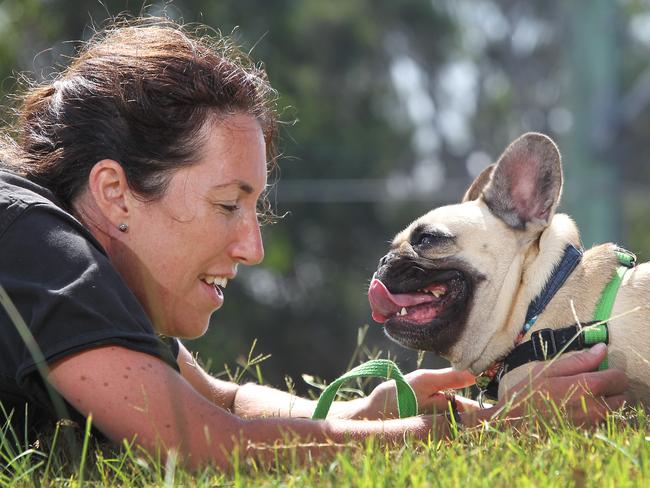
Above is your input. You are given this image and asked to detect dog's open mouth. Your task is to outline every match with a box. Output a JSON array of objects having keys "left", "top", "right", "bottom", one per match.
[
  {"left": 369, "top": 270, "right": 466, "bottom": 324},
  {"left": 368, "top": 269, "right": 472, "bottom": 353}
]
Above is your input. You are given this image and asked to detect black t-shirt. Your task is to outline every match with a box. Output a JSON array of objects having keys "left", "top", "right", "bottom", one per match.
[{"left": 0, "top": 168, "right": 179, "bottom": 435}]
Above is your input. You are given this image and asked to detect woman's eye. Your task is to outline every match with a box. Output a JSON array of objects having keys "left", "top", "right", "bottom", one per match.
[{"left": 215, "top": 203, "right": 239, "bottom": 213}]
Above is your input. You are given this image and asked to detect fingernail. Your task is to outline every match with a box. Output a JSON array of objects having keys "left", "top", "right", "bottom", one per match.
[{"left": 589, "top": 343, "right": 607, "bottom": 355}]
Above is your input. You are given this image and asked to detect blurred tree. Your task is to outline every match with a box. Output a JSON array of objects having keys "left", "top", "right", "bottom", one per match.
[{"left": 562, "top": 0, "right": 620, "bottom": 248}]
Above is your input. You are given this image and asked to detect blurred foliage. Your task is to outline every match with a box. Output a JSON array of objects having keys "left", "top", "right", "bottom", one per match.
[{"left": 2, "top": 0, "right": 650, "bottom": 390}]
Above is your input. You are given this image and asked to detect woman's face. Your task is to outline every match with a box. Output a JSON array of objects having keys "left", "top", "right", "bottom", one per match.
[{"left": 118, "top": 114, "right": 267, "bottom": 338}]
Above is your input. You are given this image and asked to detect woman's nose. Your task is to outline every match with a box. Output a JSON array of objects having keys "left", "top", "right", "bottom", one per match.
[{"left": 231, "top": 213, "right": 264, "bottom": 265}]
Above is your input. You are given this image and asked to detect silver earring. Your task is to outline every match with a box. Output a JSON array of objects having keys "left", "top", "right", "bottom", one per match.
[{"left": 118, "top": 223, "right": 129, "bottom": 233}]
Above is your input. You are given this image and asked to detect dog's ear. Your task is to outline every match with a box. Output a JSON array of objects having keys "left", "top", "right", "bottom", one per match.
[
  {"left": 482, "top": 132, "right": 562, "bottom": 230},
  {"left": 462, "top": 164, "right": 494, "bottom": 202}
]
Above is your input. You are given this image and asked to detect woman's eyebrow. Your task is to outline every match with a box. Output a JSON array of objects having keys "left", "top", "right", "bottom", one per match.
[{"left": 210, "top": 180, "right": 254, "bottom": 194}]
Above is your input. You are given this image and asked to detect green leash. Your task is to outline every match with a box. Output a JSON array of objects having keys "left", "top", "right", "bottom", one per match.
[
  {"left": 312, "top": 359, "right": 418, "bottom": 419},
  {"left": 588, "top": 248, "right": 636, "bottom": 370}
]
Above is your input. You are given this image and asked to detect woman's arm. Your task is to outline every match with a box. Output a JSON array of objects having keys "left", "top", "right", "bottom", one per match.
[
  {"left": 231, "top": 369, "right": 481, "bottom": 419},
  {"left": 174, "top": 342, "right": 330, "bottom": 417},
  {"left": 175, "top": 342, "right": 479, "bottom": 420},
  {"left": 175, "top": 342, "right": 239, "bottom": 412},
  {"left": 47, "top": 345, "right": 444, "bottom": 470},
  {"left": 47, "top": 343, "right": 627, "bottom": 470},
  {"left": 175, "top": 341, "right": 628, "bottom": 424}
]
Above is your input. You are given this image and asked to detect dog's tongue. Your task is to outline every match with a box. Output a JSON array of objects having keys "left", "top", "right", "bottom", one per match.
[{"left": 368, "top": 278, "right": 437, "bottom": 323}]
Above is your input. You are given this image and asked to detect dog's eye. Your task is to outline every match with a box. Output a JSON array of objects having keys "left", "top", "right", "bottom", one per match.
[
  {"left": 410, "top": 228, "right": 455, "bottom": 248},
  {"left": 413, "top": 233, "right": 438, "bottom": 247}
]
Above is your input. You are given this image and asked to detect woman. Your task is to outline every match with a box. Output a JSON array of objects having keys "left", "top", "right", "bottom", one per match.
[{"left": 0, "top": 19, "right": 628, "bottom": 470}]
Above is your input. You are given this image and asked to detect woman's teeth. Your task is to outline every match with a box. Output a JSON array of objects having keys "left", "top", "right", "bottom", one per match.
[{"left": 202, "top": 275, "right": 229, "bottom": 288}]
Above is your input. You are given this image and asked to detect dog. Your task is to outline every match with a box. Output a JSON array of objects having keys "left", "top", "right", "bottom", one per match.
[{"left": 368, "top": 132, "right": 650, "bottom": 403}]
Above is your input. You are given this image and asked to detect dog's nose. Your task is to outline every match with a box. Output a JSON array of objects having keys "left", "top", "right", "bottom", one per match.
[{"left": 378, "top": 253, "right": 393, "bottom": 267}]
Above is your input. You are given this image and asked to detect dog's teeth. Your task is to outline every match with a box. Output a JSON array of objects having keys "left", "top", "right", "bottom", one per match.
[
  {"left": 431, "top": 289, "right": 444, "bottom": 297},
  {"left": 400, "top": 307, "right": 407, "bottom": 316}
]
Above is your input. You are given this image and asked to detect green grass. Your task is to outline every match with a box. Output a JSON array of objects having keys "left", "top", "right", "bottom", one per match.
[
  {"left": 1, "top": 322, "right": 647, "bottom": 487},
  {"left": 2, "top": 405, "right": 650, "bottom": 487}
]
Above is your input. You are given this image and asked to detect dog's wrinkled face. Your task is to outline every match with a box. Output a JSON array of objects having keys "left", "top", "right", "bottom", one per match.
[
  {"left": 369, "top": 202, "right": 513, "bottom": 360},
  {"left": 369, "top": 132, "right": 564, "bottom": 368},
  {"left": 369, "top": 223, "right": 480, "bottom": 355}
]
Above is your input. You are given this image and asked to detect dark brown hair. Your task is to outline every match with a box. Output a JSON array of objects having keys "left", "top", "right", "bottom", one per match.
[{"left": 5, "top": 18, "right": 278, "bottom": 211}]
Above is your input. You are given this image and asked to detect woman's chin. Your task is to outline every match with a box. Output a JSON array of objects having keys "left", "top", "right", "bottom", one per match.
[{"left": 157, "top": 314, "right": 212, "bottom": 339}]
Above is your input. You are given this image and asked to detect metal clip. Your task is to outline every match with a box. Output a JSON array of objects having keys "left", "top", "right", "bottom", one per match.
[{"left": 531, "top": 328, "right": 558, "bottom": 359}]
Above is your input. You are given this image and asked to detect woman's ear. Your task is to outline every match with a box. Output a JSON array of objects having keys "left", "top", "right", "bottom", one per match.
[{"left": 87, "top": 159, "right": 131, "bottom": 227}]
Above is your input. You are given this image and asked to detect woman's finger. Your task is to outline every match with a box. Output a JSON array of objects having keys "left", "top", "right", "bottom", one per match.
[
  {"left": 600, "top": 393, "right": 630, "bottom": 412},
  {"left": 573, "top": 369, "right": 629, "bottom": 397},
  {"left": 455, "top": 396, "right": 481, "bottom": 412},
  {"left": 535, "top": 343, "right": 607, "bottom": 378},
  {"left": 407, "top": 368, "right": 476, "bottom": 390},
  {"left": 536, "top": 368, "right": 629, "bottom": 400},
  {"left": 564, "top": 393, "right": 629, "bottom": 426}
]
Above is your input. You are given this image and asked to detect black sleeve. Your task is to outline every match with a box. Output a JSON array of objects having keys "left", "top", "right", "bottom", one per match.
[{"left": 0, "top": 203, "right": 179, "bottom": 386}]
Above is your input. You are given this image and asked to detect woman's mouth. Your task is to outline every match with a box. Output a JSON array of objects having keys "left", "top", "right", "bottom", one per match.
[
  {"left": 201, "top": 274, "right": 229, "bottom": 288},
  {"left": 199, "top": 274, "right": 229, "bottom": 307}
]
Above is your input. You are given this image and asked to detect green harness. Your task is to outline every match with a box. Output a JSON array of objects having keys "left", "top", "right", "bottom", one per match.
[{"left": 590, "top": 248, "right": 636, "bottom": 369}]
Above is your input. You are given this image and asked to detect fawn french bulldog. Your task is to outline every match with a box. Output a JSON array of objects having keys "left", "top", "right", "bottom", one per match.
[{"left": 368, "top": 132, "right": 650, "bottom": 402}]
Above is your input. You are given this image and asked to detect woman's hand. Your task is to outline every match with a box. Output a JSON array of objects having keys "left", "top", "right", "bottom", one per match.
[
  {"left": 346, "top": 367, "right": 479, "bottom": 420},
  {"left": 487, "top": 343, "right": 629, "bottom": 427}
]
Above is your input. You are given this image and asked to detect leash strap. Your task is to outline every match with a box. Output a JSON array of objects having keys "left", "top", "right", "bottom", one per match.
[{"left": 312, "top": 359, "right": 418, "bottom": 419}]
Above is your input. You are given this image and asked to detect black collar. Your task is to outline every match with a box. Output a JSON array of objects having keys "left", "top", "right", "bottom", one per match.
[
  {"left": 481, "top": 321, "right": 602, "bottom": 400},
  {"left": 504, "top": 322, "right": 601, "bottom": 374},
  {"left": 519, "top": 244, "right": 583, "bottom": 336},
  {"left": 478, "top": 244, "right": 583, "bottom": 400}
]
